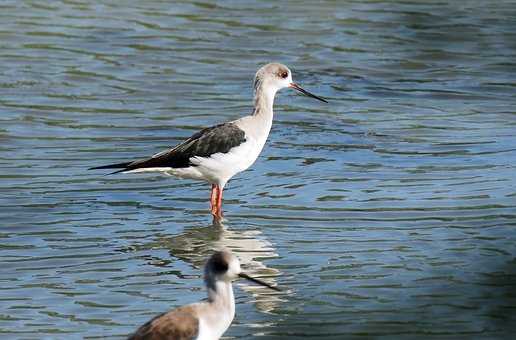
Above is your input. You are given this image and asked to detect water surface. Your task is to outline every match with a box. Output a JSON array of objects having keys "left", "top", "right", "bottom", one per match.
[{"left": 1, "top": 0, "right": 516, "bottom": 339}]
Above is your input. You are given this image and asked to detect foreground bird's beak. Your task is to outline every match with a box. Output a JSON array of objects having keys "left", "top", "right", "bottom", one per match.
[
  {"left": 289, "top": 83, "right": 328, "bottom": 103},
  {"left": 238, "top": 273, "right": 281, "bottom": 291}
]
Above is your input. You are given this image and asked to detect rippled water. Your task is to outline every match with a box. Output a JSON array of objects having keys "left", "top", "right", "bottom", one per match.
[{"left": 1, "top": 0, "right": 516, "bottom": 338}]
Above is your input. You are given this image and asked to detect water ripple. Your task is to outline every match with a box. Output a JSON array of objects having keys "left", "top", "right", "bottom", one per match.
[{"left": 1, "top": 0, "right": 516, "bottom": 338}]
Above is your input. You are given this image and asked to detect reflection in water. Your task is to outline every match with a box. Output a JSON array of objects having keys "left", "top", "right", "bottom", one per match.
[{"left": 144, "top": 220, "right": 283, "bottom": 313}]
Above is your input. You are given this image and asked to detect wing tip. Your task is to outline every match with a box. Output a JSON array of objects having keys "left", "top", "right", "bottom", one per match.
[{"left": 88, "top": 162, "right": 132, "bottom": 171}]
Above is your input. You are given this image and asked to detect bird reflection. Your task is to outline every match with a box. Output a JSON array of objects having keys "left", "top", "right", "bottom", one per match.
[{"left": 143, "top": 220, "right": 283, "bottom": 312}]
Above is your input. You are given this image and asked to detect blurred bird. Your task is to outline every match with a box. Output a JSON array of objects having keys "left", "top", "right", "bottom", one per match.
[{"left": 128, "top": 249, "right": 280, "bottom": 340}]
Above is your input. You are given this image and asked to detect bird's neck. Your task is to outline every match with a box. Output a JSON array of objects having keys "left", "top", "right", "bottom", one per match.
[
  {"left": 204, "top": 280, "right": 235, "bottom": 337},
  {"left": 206, "top": 280, "right": 235, "bottom": 316},
  {"left": 249, "top": 85, "right": 277, "bottom": 143},
  {"left": 253, "top": 85, "right": 277, "bottom": 120}
]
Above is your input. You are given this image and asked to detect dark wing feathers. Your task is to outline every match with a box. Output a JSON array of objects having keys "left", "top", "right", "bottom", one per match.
[
  {"left": 90, "top": 123, "right": 246, "bottom": 173},
  {"left": 88, "top": 161, "right": 133, "bottom": 170},
  {"left": 128, "top": 307, "right": 199, "bottom": 340}
]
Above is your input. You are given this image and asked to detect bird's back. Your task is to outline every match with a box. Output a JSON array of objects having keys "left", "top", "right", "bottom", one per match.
[{"left": 128, "top": 305, "right": 200, "bottom": 340}]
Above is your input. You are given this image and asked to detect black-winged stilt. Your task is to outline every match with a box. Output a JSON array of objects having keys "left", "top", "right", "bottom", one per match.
[
  {"left": 90, "top": 63, "right": 327, "bottom": 219},
  {"left": 128, "top": 250, "right": 280, "bottom": 340}
]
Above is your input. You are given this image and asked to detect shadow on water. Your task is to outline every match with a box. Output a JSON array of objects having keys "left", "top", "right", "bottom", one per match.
[
  {"left": 479, "top": 258, "right": 516, "bottom": 337},
  {"left": 126, "top": 217, "right": 284, "bottom": 313}
]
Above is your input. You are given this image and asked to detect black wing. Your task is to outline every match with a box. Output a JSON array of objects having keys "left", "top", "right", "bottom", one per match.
[{"left": 90, "top": 123, "right": 246, "bottom": 174}]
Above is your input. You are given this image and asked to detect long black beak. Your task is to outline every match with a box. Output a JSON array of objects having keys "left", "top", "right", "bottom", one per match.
[
  {"left": 289, "top": 83, "right": 328, "bottom": 103},
  {"left": 238, "top": 272, "right": 281, "bottom": 291}
]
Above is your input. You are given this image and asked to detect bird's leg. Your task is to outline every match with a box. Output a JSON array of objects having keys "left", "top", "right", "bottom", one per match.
[
  {"left": 216, "top": 186, "right": 224, "bottom": 218},
  {"left": 210, "top": 184, "right": 218, "bottom": 216}
]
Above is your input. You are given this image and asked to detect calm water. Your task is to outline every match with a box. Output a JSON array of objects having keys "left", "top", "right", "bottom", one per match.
[{"left": 1, "top": 0, "right": 516, "bottom": 339}]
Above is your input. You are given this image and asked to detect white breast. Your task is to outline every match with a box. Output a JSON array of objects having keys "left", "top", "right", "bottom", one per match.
[
  {"left": 191, "top": 135, "right": 262, "bottom": 187},
  {"left": 196, "top": 313, "right": 233, "bottom": 340}
]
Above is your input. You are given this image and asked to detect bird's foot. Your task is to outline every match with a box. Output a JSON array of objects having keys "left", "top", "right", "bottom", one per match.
[
  {"left": 212, "top": 214, "right": 224, "bottom": 226},
  {"left": 211, "top": 206, "right": 224, "bottom": 224}
]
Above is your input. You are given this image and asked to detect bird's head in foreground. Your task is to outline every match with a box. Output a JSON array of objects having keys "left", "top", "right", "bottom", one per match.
[
  {"left": 205, "top": 250, "right": 280, "bottom": 291},
  {"left": 254, "top": 62, "right": 328, "bottom": 103}
]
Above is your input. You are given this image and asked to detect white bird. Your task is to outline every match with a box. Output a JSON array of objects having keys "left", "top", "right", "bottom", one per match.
[
  {"left": 90, "top": 63, "right": 327, "bottom": 219},
  {"left": 128, "top": 250, "right": 280, "bottom": 340}
]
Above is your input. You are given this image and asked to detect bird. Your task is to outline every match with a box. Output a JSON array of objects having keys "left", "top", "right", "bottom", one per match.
[
  {"left": 89, "top": 63, "right": 327, "bottom": 219},
  {"left": 128, "top": 249, "right": 280, "bottom": 340}
]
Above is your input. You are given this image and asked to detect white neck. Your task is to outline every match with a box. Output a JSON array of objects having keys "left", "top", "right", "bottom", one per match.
[
  {"left": 200, "top": 280, "right": 235, "bottom": 339},
  {"left": 253, "top": 84, "right": 277, "bottom": 118},
  {"left": 207, "top": 280, "right": 234, "bottom": 307},
  {"left": 249, "top": 84, "right": 278, "bottom": 141}
]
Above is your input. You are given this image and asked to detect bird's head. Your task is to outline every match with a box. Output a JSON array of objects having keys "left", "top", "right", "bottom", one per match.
[
  {"left": 205, "top": 250, "right": 280, "bottom": 291},
  {"left": 254, "top": 63, "right": 327, "bottom": 103}
]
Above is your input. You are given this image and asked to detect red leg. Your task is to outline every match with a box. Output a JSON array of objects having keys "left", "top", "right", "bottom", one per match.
[
  {"left": 210, "top": 184, "right": 217, "bottom": 216},
  {"left": 216, "top": 186, "right": 224, "bottom": 218}
]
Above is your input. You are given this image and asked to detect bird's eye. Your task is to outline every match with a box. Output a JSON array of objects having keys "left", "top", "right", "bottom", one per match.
[{"left": 280, "top": 71, "right": 288, "bottom": 79}]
